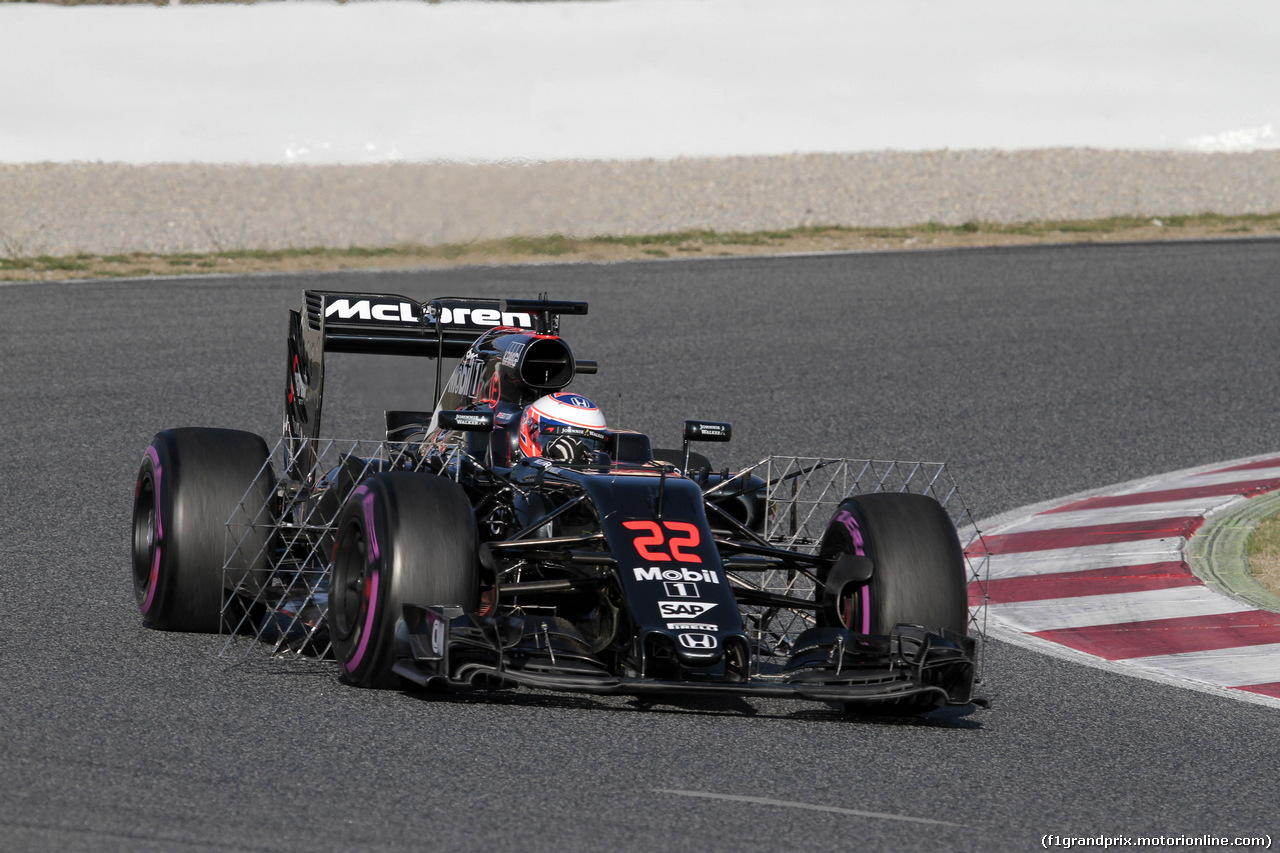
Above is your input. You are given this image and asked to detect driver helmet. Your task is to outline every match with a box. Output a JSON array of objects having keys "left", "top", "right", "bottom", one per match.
[{"left": 518, "top": 392, "right": 608, "bottom": 463}]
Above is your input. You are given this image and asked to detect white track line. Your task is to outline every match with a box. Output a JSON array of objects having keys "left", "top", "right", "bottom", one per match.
[{"left": 652, "top": 789, "right": 965, "bottom": 828}]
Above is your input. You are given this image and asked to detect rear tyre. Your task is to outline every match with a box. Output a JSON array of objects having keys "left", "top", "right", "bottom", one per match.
[
  {"left": 132, "top": 428, "right": 274, "bottom": 633},
  {"left": 330, "top": 473, "right": 479, "bottom": 689},
  {"left": 819, "top": 491, "right": 967, "bottom": 714}
]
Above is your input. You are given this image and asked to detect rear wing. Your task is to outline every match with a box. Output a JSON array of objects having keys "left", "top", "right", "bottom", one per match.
[
  {"left": 285, "top": 290, "right": 588, "bottom": 480},
  {"left": 301, "top": 291, "right": 586, "bottom": 357}
]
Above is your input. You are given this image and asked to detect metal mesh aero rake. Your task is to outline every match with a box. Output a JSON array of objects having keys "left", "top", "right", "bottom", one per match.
[
  {"left": 218, "top": 446, "right": 990, "bottom": 680},
  {"left": 724, "top": 456, "right": 989, "bottom": 678},
  {"left": 219, "top": 438, "right": 418, "bottom": 660}
]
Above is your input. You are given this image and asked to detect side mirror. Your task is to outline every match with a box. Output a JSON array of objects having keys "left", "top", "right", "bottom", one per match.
[
  {"left": 437, "top": 410, "right": 495, "bottom": 432},
  {"left": 682, "top": 420, "right": 731, "bottom": 472},
  {"left": 684, "top": 420, "right": 731, "bottom": 442}
]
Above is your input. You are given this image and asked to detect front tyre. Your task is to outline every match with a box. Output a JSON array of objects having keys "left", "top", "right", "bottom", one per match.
[
  {"left": 330, "top": 473, "right": 479, "bottom": 689},
  {"left": 132, "top": 428, "right": 274, "bottom": 633},
  {"left": 820, "top": 491, "right": 967, "bottom": 636},
  {"left": 820, "top": 491, "right": 968, "bottom": 714}
]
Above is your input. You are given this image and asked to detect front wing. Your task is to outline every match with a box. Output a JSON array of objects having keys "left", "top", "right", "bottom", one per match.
[{"left": 394, "top": 605, "right": 977, "bottom": 708}]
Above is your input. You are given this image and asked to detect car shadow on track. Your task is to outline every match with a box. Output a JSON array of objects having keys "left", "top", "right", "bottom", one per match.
[
  {"left": 400, "top": 684, "right": 985, "bottom": 729},
  {"left": 217, "top": 655, "right": 985, "bottom": 729}
]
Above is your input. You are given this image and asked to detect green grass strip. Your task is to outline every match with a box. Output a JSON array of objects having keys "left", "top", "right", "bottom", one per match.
[{"left": 4, "top": 211, "right": 1280, "bottom": 280}]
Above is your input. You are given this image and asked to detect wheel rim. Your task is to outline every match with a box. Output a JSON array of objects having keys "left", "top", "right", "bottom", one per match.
[
  {"left": 837, "top": 581, "right": 872, "bottom": 635},
  {"left": 823, "top": 505, "right": 872, "bottom": 635},
  {"left": 332, "top": 520, "right": 369, "bottom": 643},
  {"left": 132, "top": 470, "right": 160, "bottom": 609}
]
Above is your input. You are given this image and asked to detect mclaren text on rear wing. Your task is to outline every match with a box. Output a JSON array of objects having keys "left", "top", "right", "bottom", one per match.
[{"left": 303, "top": 291, "right": 588, "bottom": 357}]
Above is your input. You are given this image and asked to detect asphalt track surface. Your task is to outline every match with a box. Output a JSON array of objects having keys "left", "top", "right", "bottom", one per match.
[{"left": 4, "top": 240, "right": 1280, "bottom": 852}]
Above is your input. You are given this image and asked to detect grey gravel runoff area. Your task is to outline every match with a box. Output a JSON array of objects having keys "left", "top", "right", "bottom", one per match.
[{"left": 4, "top": 148, "right": 1280, "bottom": 256}]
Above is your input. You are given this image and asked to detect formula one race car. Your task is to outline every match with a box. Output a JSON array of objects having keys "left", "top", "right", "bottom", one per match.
[{"left": 131, "top": 292, "right": 984, "bottom": 715}]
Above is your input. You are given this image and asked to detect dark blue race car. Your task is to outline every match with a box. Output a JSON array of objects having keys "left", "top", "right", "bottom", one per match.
[{"left": 131, "top": 292, "right": 985, "bottom": 715}]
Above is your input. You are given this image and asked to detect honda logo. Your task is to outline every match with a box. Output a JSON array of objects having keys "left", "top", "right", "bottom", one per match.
[{"left": 677, "top": 633, "right": 718, "bottom": 650}]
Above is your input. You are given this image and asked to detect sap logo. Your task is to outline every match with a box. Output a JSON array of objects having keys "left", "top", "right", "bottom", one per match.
[
  {"left": 325, "top": 299, "right": 420, "bottom": 323},
  {"left": 633, "top": 567, "right": 720, "bottom": 584},
  {"left": 663, "top": 582, "right": 699, "bottom": 599},
  {"left": 677, "top": 633, "right": 718, "bottom": 650},
  {"left": 658, "top": 601, "right": 716, "bottom": 619},
  {"left": 666, "top": 622, "right": 717, "bottom": 631}
]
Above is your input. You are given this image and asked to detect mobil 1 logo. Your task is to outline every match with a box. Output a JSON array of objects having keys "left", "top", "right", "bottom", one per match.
[
  {"left": 663, "top": 582, "right": 699, "bottom": 599},
  {"left": 633, "top": 566, "right": 719, "bottom": 584}
]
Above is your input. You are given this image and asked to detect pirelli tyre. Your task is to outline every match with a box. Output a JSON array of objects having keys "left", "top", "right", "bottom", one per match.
[
  {"left": 132, "top": 428, "right": 274, "bottom": 633},
  {"left": 330, "top": 472, "right": 479, "bottom": 689},
  {"left": 819, "top": 491, "right": 968, "bottom": 714}
]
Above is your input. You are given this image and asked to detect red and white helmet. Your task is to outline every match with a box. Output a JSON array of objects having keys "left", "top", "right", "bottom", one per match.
[{"left": 517, "top": 393, "right": 608, "bottom": 461}]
